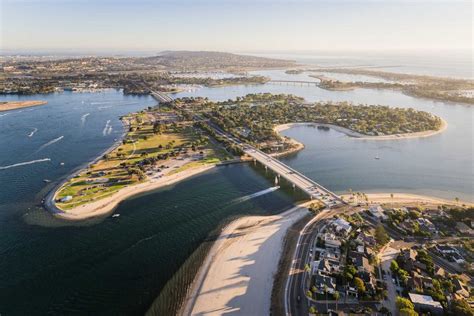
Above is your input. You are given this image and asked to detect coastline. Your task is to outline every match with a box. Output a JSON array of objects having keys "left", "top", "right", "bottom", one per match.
[
  {"left": 274, "top": 117, "right": 448, "bottom": 141},
  {"left": 53, "top": 164, "right": 217, "bottom": 220},
  {"left": 342, "top": 192, "right": 473, "bottom": 207},
  {"left": 0, "top": 100, "right": 47, "bottom": 112},
  {"left": 180, "top": 191, "right": 470, "bottom": 315},
  {"left": 180, "top": 203, "right": 310, "bottom": 316}
]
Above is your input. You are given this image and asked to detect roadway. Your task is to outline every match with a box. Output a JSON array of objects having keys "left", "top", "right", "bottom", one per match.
[
  {"left": 285, "top": 207, "right": 349, "bottom": 316},
  {"left": 269, "top": 80, "right": 320, "bottom": 86},
  {"left": 150, "top": 90, "right": 174, "bottom": 103},
  {"left": 200, "top": 118, "right": 345, "bottom": 207},
  {"left": 243, "top": 147, "right": 344, "bottom": 207}
]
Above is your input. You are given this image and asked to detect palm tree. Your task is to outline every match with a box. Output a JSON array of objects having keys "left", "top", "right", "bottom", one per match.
[
  {"left": 324, "top": 284, "right": 329, "bottom": 313},
  {"left": 334, "top": 291, "right": 340, "bottom": 312},
  {"left": 455, "top": 197, "right": 460, "bottom": 205},
  {"left": 390, "top": 193, "right": 394, "bottom": 208}
]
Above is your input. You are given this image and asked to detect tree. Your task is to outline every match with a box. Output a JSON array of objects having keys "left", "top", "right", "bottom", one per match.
[
  {"left": 334, "top": 291, "right": 340, "bottom": 312},
  {"left": 450, "top": 299, "right": 474, "bottom": 316},
  {"left": 396, "top": 296, "right": 415, "bottom": 311},
  {"left": 324, "top": 284, "right": 329, "bottom": 312},
  {"left": 153, "top": 122, "right": 162, "bottom": 134},
  {"left": 375, "top": 224, "right": 390, "bottom": 246},
  {"left": 398, "top": 269, "right": 409, "bottom": 284},
  {"left": 399, "top": 308, "right": 418, "bottom": 316},
  {"left": 309, "top": 306, "right": 317, "bottom": 314},
  {"left": 390, "top": 260, "right": 399, "bottom": 272},
  {"left": 354, "top": 277, "right": 366, "bottom": 294}
]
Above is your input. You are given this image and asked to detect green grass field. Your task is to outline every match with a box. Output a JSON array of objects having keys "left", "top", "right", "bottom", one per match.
[{"left": 56, "top": 110, "right": 232, "bottom": 210}]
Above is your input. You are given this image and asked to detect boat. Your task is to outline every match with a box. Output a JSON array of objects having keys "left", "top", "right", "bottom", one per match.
[
  {"left": 112, "top": 214, "right": 120, "bottom": 218},
  {"left": 43, "top": 179, "right": 51, "bottom": 183},
  {"left": 60, "top": 162, "right": 65, "bottom": 166},
  {"left": 375, "top": 155, "right": 380, "bottom": 160}
]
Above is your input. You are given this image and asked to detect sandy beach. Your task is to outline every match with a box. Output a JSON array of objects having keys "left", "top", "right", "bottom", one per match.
[
  {"left": 0, "top": 100, "right": 47, "bottom": 112},
  {"left": 274, "top": 117, "right": 448, "bottom": 141},
  {"left": 181, "top": 204, "right": 309, "bottom": 316},
  {"left": 343, "top": 192, "right": 473, "bottom": 207},
  {"left": 181, "top": 191, "right": 470, "bottom": 316},
  {"left": 53, "top": 164, "right": 216, "bottom": 220}
]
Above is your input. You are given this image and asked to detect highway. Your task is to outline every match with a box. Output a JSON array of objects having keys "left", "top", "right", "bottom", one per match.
[
  {"left": 199, "top": 117, "right": 346, "bottom": 207},
  {"left": 150, "top": 90, "right": 174, "bottom": 103},
  {"left": 285, "top": 209, "right": 339, "bottom": 316},
  {"left": 269, "top": 80, "right": 320, "bottom": 86},
  {"left": 243, "top": 147, "right": 345, "bottom": 207},
  {"left": 285, "top": 207, "right": 367, "bottom": 315}
]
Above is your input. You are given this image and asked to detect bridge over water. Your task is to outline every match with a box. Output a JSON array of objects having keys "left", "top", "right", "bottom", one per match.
[
  {"left": 207, "top": 122, "right": 345, "bottom": 207},
  {"left": 150, "top": 90, "right": 174, "bottom": 103},
  {"left": 268, "top": 80, "right": 320, "bottom": 86},
  {"left": 149, "top": 87, "right": 344, "bottom": 207}
]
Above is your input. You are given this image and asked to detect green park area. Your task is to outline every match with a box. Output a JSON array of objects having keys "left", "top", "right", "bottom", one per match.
[{"left": 55, "top": 108, "right": 231, "bottom": 210}]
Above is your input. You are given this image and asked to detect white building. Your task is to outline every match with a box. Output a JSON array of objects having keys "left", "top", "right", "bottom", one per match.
[{"left": 369, "top": 205, "right": 388, "bottom": 221}]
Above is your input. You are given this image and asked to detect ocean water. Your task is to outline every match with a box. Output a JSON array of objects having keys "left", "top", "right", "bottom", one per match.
[
  {"left": 0, "top": 91, "right": 299, "bottom": 315},
  {"left": 248, "top": 50, "right": 473, "bottom": 79},
  {"left": 0, "top": 57, "right": 472, "bottom": 314}
]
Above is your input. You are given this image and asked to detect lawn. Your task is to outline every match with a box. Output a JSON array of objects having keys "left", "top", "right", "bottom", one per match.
[{"left": 55, "top": 109, "right": 232, "bottom": 210}]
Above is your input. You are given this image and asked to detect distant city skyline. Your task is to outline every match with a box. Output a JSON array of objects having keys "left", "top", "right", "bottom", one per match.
[{"left": 2, "top": 0, "right": 472, "bottom": 53}]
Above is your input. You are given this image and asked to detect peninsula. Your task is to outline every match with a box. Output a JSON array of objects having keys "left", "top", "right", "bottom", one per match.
[
  {"left": 308, "top": 68, "right": 474, "bottom": 105},
  {"left": 0, "top": 100, "right": 47, "bottom": 112},
  {"left": 47, "top": 93, "right": 446, "bottom": 220}
]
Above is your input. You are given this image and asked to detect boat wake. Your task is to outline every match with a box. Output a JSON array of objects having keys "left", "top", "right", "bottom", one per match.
[
  {"left": 98, "top": 105, "right": 113, "bottom": 110},
  {"left": 81, "top": 113, "right": 90, "bottom": 125},
  {"left": 102, "top": 120, "right": 112, "bottom": 136},
  {"left": 0, "top": 158, "right": 51, "bottom": 170},
  {"left": 232, "top": 186, "right": 280, "bottom": 204},
  {"left": 36, "top": 136, "right": 64, "bottom": 152},
  {"left": 28, "top": 128, "right": 38, "bottom": 137}
]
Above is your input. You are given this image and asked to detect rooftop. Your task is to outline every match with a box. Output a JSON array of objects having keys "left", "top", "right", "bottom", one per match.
[{"left": 408, "top": 293, "right": 443, "bottom": 308}]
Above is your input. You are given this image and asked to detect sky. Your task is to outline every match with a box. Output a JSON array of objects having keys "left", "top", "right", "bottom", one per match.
[{"left": 1, "top": 0, "right": 472, "bottom": 54}]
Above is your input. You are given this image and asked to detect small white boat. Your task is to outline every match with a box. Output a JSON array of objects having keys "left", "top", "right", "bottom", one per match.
[
  {"left": 43, "top": 179, "right": 51, "bottom": 183},
  {"left": 375, "top": 155, "right": 380, "bottom": 160},
  {"left": 112, "top": 214, "right": 120, "bottom": 218},
  {"left": 60, "top": 162, "right": 65, "bottom": 166}
]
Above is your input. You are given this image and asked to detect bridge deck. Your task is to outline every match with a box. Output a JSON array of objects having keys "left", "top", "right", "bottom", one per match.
[
  {"left": 269, "top": 80, "right": 320, "bottom": 85},
  {"left": 150, "top": 90, "right": 174, "bottom": 103},
  {"left": 162, "top": 95, "right": 343, "bottom": 207},
  {"left": 243, "top": 147, "right": 344, "bottom": 206}
]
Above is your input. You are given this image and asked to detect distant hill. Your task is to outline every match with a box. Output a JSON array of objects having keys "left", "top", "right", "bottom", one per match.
[{"left": 137, "top": 51, "right": 295, "bottom": 70}]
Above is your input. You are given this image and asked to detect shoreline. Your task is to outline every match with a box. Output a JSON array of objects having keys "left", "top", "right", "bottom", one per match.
[
  {"left": 44, "top": 116, "right": 133, "bottom": 218},
  {"left": 180, "top": 203, "right": 310, "bottom": 316},
  {"left": 342, "top": 192, "right": 473, "bottom": 207},
  {"left": 179, "top": 190, "right": 469, "bottom": 315},
  {"left": 0, "top": 100, "right": 47, "bottom": 112},
  {"left": 53, "top": 164, "right": 217, "bottom": 220},
  {"left": 274, "top": 117, "right": 448, "bottom": 141}
]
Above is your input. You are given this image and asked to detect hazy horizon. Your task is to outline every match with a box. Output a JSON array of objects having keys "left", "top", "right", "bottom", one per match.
[{"left": 2, "top": 0, "right": 472, "bottom": 53}]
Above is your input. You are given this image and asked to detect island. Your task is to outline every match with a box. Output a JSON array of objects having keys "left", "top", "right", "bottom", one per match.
[
  {"left": 47, "top": 93, "right": 446, "bottom": 220},
  {"left": 0, "top": 100, "right": 47, "bottom": 112},
  {"left": 50, "top": 103, "right": 233, "bottom": 220},
  {"left": 197, "top": 93, "right": 445, "bottom": 155},
  {"left": 308, "top": 68, "right": 474, "bottom": 105}
]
